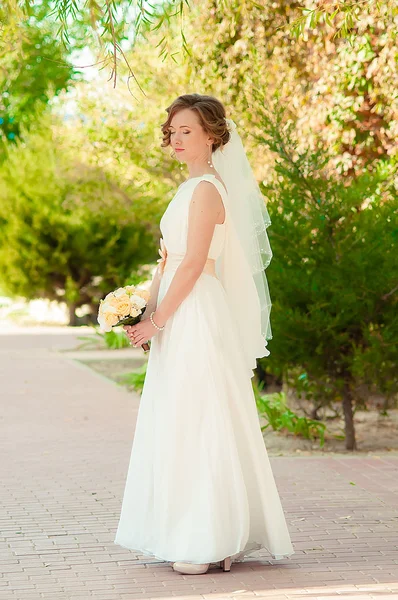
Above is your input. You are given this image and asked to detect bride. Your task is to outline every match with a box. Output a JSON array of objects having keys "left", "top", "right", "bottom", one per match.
[{"left": 114, "top": 93, "right": 295, "bottom": 575}]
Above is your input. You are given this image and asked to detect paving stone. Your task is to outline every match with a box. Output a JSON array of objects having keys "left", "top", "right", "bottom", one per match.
[{"left": 1, "top": 329, "right": 398, "bottom": 600}]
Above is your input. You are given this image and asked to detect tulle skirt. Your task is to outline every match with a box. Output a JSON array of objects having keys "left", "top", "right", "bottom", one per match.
[{"left": 114, "top": 268, "right": 294, "bottom": 564}]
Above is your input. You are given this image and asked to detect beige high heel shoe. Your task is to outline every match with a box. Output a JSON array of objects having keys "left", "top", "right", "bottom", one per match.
[
  {"left": 172, "top": 561, "right": 210, "bottom": 575},
  {"left": 172, "top": 556, "right": 232, "bottom": 575},
  {"left": 220, "top": 556, "right": 232, "bottom": 571}
]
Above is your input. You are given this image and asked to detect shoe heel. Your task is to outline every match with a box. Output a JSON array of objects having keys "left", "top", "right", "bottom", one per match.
[{"left": 219, "top": 556, "right": 232, "bottom": 572}]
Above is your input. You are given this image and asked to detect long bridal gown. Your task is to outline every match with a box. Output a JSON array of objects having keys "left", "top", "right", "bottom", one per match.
[{"left": 114, "top": 173, "right": 294, "bottom": 565}]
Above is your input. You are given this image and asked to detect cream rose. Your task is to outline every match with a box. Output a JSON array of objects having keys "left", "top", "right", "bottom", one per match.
[
  {"left": 98, "top": 305, "right": 119, "bottom": 331},
  {"left": 98, "top": 300, "right": 114, "bottom": 315},
  {"left": 135, "top": 289, "right": 150, "bottom": 302},
  {"left": 130, "top": 294, "right": 146, "bottom": 310},
  {"left": 107, "top": 293, "right": 130, "bottom": 309},
  {"left": 113, "top": 287, "right": 128, "bottom": 298},
  {"left": 113, "top": 296, "right": 132, "bottom": 317}
]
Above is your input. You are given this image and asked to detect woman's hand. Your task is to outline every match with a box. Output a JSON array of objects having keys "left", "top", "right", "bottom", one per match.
[{"left": 123, "top": 318, "right": 159, "bottom": 347}]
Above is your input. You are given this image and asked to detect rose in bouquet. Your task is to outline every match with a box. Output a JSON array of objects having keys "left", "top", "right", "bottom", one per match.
[{"left": 97, "top": 285, "right": 151, "bottom": 352}]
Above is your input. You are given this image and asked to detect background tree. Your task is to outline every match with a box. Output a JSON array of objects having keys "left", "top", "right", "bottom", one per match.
[
  {"left": 3, "top": 0, "right": 395, "bottom": 91},
  {"left": 181, "top": 0, "right": 398, "bottom": 177},
  {"left": 0, "top": 4, "right": 77, "bottom": 154},
  {"left": 0, "top": 116, "right": 161, "bottom": 324},
  {"left": 256, "top": 103, "right": 397, "bottom": 450}
]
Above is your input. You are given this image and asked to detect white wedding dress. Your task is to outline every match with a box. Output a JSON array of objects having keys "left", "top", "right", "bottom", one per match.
[{"left": 114, "top": 174, "right": 294, "bottom": 564}]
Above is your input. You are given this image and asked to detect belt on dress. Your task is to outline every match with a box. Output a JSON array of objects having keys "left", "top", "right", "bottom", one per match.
[{"left": 162, "top": 252, "right": 217, "bottom": 279}]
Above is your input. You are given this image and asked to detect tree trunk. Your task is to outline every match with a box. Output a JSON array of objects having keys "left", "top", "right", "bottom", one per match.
[
  {"left": 88, "top": 302, "right": 100, "bottom": 325},
  {"left": 381, "top": 394, "right": 391, "bottom": 414},
  {"left": 68, "top": 303, "right": 78, "bottom": 326},
  {"left": 311, "top": 406, "right": 321, "bottom": 421},
  {"left": 342, "top": 378, "right": 357, "bottom": 451}
]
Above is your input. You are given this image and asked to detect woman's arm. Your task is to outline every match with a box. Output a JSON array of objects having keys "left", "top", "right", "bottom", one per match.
[{"left": 152, "top": 181, "right": 224, "bottom": 327}]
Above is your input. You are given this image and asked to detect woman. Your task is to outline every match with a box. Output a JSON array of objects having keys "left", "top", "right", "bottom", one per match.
[{"left": 114, "top": 94, "right": 294, "bottom": 575}]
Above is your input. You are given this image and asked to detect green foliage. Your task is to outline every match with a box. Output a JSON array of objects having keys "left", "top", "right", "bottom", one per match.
[
  {"left": 4, "top": 0, "right": 393, "bottom": 97},
  {"left": 253, "top": 101, "right": 398, "bottom": 445},
  {"left": 290, "top": 1, "right": 398, "bottom": 40},
  {"left": 284, "top": 366, "right": 341, "bottom": 419},
  {"left": 253, "top": 384, "right": 326, "bottom": 447},
  {"left": 102, "top": 329, "right": 132, "bottom": 350},
  {"left": 0, "top": 116, "right": 159, "bottom": 323},
  {"left": 351, "top": 325, "right": 398, "bottom": 404},
  {"left": 119, "top": 363, "right": 148, "bottom": 394},
  {"left": 77, "top": 326, "right": 131, "bottom": 350},
  {"left": 2, "top": 0, "right": 191, "bottom": 90},
  {"left": 186, "top": 0, "right": 398, "bottom": 176},
  {"left": 0, "top": 7, "right": 77, "bottom": 150}
]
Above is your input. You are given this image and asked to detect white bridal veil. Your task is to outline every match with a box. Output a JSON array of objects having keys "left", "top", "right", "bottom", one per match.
[{"left": 213, "top": 118, "right": 273, "bottom": 377}]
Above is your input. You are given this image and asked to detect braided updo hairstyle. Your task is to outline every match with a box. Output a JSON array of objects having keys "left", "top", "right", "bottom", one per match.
[{"left": 161, "top": 94, "right": 231, "bottom": 153}]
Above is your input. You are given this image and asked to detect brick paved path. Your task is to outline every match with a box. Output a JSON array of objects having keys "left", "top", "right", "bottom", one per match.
[{"left": 1, "top": 329, "right": 398, "bottom": 600}]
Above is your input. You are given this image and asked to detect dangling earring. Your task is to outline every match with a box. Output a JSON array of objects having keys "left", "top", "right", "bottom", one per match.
[
  {"left": 171, "top": 149, "right": 176, "bottom": 160},
  {"left": 207, "top": 145, "right": 214, "bottom": 169}
]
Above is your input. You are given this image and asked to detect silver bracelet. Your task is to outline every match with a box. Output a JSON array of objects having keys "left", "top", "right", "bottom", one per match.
[{"left": 150, "top": 311, "right": 165, "bottom": 331}]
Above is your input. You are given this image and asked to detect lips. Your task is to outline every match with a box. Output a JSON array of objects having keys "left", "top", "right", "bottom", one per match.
[{"left": 175, "top": 149, "right": 184, "bottom": 152}]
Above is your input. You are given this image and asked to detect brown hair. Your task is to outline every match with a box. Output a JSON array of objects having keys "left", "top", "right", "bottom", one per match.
[{"left": 160, "top": 94, "right": 230, "bottom": 153}]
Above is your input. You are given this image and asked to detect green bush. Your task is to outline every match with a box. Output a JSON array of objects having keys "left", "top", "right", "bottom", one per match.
[
  {"left": 253, "top": 383, "right": 326, "bottom": 447},
  {"left": 119, "top": 364, "right": 147, "bottom": 394},
  {"left": 0, "top": 118, "right": 158, "bottom": 324},
  {"left": 254, "top": 103, "right": 398, "bottom": 450},
  {"left": 77, "top": 326, "right": 131, "bottom": 350}
]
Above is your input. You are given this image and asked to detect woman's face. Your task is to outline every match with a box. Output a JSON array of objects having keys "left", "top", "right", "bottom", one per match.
[{"left": 169, "top": 108, "right": 213, "bottom": 165}]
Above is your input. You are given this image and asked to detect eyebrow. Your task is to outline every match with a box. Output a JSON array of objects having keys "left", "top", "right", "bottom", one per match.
[{"left": 169, "top": 125, "right": 191, "bottom": 129}]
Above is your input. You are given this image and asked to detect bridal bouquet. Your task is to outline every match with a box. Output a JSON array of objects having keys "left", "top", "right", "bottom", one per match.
[{"left": 97, "top": 285, "right": 151, "bottom": 352}]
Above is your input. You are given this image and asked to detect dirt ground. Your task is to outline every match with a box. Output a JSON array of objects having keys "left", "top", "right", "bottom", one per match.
[{"left": 80, "top": 358, "right": 398, "bottom": 457}]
